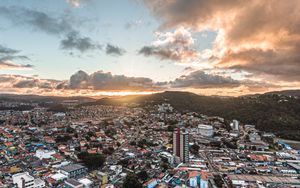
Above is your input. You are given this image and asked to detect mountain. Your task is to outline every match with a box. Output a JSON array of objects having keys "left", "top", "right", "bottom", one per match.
[
  {"left": 265, "top": 90, "right": 300, "bottom": 97},
  {"left": 85, "top": 91, "right": 300, "bottom": 140},
  {"left": 0, "top": 94, "right": 96, "bottom": 111},
  {"left": 0, "top": 94, "right": 95, "bottom": 103},
  {"left": 1, "top": 90, "right": 300, "bottom": 140}
]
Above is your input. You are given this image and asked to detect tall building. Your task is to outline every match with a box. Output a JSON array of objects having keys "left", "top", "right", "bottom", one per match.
[
  {"left": 173, "top": 128, "right": 189, "bottom": 163},
  {"left": 173, "top": 128, "right": 180, "bottom": 157}
]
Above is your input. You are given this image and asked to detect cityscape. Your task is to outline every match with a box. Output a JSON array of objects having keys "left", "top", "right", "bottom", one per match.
[
  {"left": 1, "top": 0, "right": 300, "bottom": 188},
  {"left": 1, "top": 94, "right": 300, "bottom": 188}
]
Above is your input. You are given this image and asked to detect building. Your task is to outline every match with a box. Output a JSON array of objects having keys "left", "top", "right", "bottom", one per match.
[
  {"left": 231, "top": 120, "right": 239, "bottom": 131},
  {"left": 97, "top": 172, "right": 108, "bottom": 185},
  {"left": 12, "top": 172, "right": 45, "bottom": 188},
  {"left": 173, "top": 128, "right": 189, "bottom": 163},
  {"left": 78, "top": 178, "right": 93, "bottom": 188},
  {"left": 249, "top": 132, "right": 261, "bottom": 142},
  {"left": 198, "top": 124, "right": 214, "bottom": 137},
  {"left": 60, "top": 164, "right": 87, "bottom": 179},
  {"left": 35, "top": 149, "right": 56, "bottom": 160},
  {"left": 188, "top": 171, "right": 208, "bottom": 188},
  {"left": 159, "top": 152, "right": 174, "bottom": 164},
  {"left": 64, "top": 179, "right": 84, "bottom": 188},
  {"left": 143, "top": 179, "right": 158, "bottom": 188},
  {"left": 173, "top": 128, "right": 180, "bottom": 158},
  {"left": 228, "top": 175, "right": 300, "bottom": 187}
]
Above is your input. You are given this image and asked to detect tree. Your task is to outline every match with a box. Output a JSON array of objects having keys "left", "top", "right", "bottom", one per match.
[
  {"left": 123, "top": 173, "right": 142, "bottom": 188},
  {"left": 137, "top": 170, "right": 148, "bottom": 182},
  {"left": 103, "top": 147, "right": 114, "bottom": 155},
  {"left": 190, "top": 144, "right": 200, "bottom": 155},
  {"left": 77, "top": 152, "right": 105, "bottom": 170},
  {"left": 55, "top": 135, "right": 71, "bottom": 143},
  {"left": 161, "top": 162, "right": 169, "bottom": 172}
]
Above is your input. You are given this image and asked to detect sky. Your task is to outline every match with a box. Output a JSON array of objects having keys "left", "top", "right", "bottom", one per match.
[{"left": 0, "top": 0, "right": 300, "bottom": 97}]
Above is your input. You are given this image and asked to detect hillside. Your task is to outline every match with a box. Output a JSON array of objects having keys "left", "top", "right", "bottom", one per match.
[
  {"left": 265, "top": 90, "right": 300, "bottom": 97},
  {"left": 0, "top": 94, "right": 95, "bottom": 103},
  {"left": 86, "top": 91, "right": 300, "bottom": 140}
]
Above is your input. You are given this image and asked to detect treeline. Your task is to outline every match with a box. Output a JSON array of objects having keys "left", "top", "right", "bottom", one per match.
[{"left": 90, "top": 91, "right": 300, "bottom": 140}]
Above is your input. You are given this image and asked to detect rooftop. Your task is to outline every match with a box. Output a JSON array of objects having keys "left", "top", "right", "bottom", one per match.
[{"left": 60, "top": 164, "right": 85, "bottom": 172}]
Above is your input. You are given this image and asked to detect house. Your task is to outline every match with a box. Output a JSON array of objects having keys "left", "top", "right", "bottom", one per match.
[
  {"left": 60, "top": 164, "right": 87, "bottom": 179},
  {"left": 12, "top": 172, "right": 45, "bottom": 188},
  {"left": 64, "top": 179, "right": 84, "bottom": 188}
]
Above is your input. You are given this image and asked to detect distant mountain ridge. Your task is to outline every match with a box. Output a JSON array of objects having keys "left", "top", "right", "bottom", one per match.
[
  {"left": 265, "top": 90, "right": 300, "bottom": 97},
  {"left": 1, "top": 90, "right": 300, "bottom": 140},
  {"left": 86, "top": 90, "right": 300, "bottom": 140},
  {"left": 0, "top": 94, "right": 96, "bottom": 103}
]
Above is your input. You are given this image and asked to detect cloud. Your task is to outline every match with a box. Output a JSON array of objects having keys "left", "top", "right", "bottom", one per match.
[
  {"left": 0, "top": 44, "right": 32, "bottom": 70},
  {"left": 0, "top": 60, "right": 33, "bottom": 70},
  {"left": 60, "top": 32, "right": 102, "bottom": 52},
  {"left": 0, "top": 70, "right": 296, "bottom": 97},
  {"left": 139, "top": 27, "right": 199, "bottom": 62},
  {"left": 124, "top": 20, "right": 142, "bottom": 29},
  {"left": 69, "top": 70, "right": 89, "bottom": 89},
  {"left": 105, "top": 44, "right": 126, "bottom": 56},
  {"left": 0, "top": 6, "right": 101, "bottom": 53},
  {"left": 0, "top": 70, "right": 162, "bottom": 93},
  {"left": 143, "top": 0, "right": 300, "bottom": 82},
  {"left": 0, "top": 74, "right": 62, "bottom": 89},
  {"left": 0, "top": 6, "right": 73, "bottom": 35},
  {"left": 170, "top": 70, "right": 240, "bottom": 88},
  {"left": 66, "top": 0, "right": 89, "bottom": 7},
  {"left": 67, "top": 70, "right": 158, "bottom": 91},
  {"left": 0, "top": 45, "right": 19, "bottom": 55}
]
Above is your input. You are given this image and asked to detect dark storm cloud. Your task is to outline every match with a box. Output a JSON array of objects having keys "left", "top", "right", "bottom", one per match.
[{"left": 105, "top": 44, "right": 126, "bottom": 56}]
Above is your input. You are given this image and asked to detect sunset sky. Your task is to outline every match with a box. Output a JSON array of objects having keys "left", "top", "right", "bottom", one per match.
[{"left": 1, "top": 0, "right": 300, "bottom": 96}]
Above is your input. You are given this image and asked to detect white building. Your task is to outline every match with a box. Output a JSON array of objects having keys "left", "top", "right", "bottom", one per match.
[
  {"left": 35, "top": 149, "right": 56, "bottom": 160},
  {"left": 159, "top": 152, "right": 174, "bottom": 164},
  {"left": 249, "top": 132, "right": 261, "bottom": 142},
  {"left": 198, "top": 124, "right": 214, "bottom": 137},
  {"left": 78, "top": 178, "right": 93, "bottom": 188},
  {"left": 12, "top": 172, "right": 45, "bottom": 188},
  {"left": 231, "top": 120, "right": 239, "bottom": 131},
  {"left": 158, "top": 103, "right": 173, "bottom": 113}
]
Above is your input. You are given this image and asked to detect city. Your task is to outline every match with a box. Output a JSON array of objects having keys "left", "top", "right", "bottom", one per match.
[
  {"left": 1, "top": 98, "right": 300, "bottom": 187},
  {"left": 1, "top": 0, "right": 300, "bottom": 187}
]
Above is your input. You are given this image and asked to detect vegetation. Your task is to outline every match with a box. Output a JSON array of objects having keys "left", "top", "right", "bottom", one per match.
[
  {"left": 55, "top": 135, "right": 72, "bottom": 143},
  {"left": 77, "top": 152, "right": 106, "bottom": 170},
  {"left": 190, "top": 144, "right": 200, "bottom": 155},
  {"left": 87, "top": 91, "right": 300, "bottom": 140},
  {"left": 137, "top": 170, "right": 149, "bottom": 182},
  {"left": 47, "top": 104, "right": 69, "bottom": 112},
  {"left": 123, "top": 173, "right": 142, "bottom": 188}
]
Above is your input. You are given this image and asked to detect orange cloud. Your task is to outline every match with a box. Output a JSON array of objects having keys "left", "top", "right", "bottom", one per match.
[{"left": 144, "top": 0, "right": 300, "bottom": 83}]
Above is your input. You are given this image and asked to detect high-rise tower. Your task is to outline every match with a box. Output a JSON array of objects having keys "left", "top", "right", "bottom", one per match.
[{"left": 173, "top": 128, "right": 189, "bottom": 163}]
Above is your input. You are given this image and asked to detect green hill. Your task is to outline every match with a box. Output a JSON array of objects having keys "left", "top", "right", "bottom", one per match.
[{"left": 86, "top": 91, "right": 300, "bottom": 140}]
